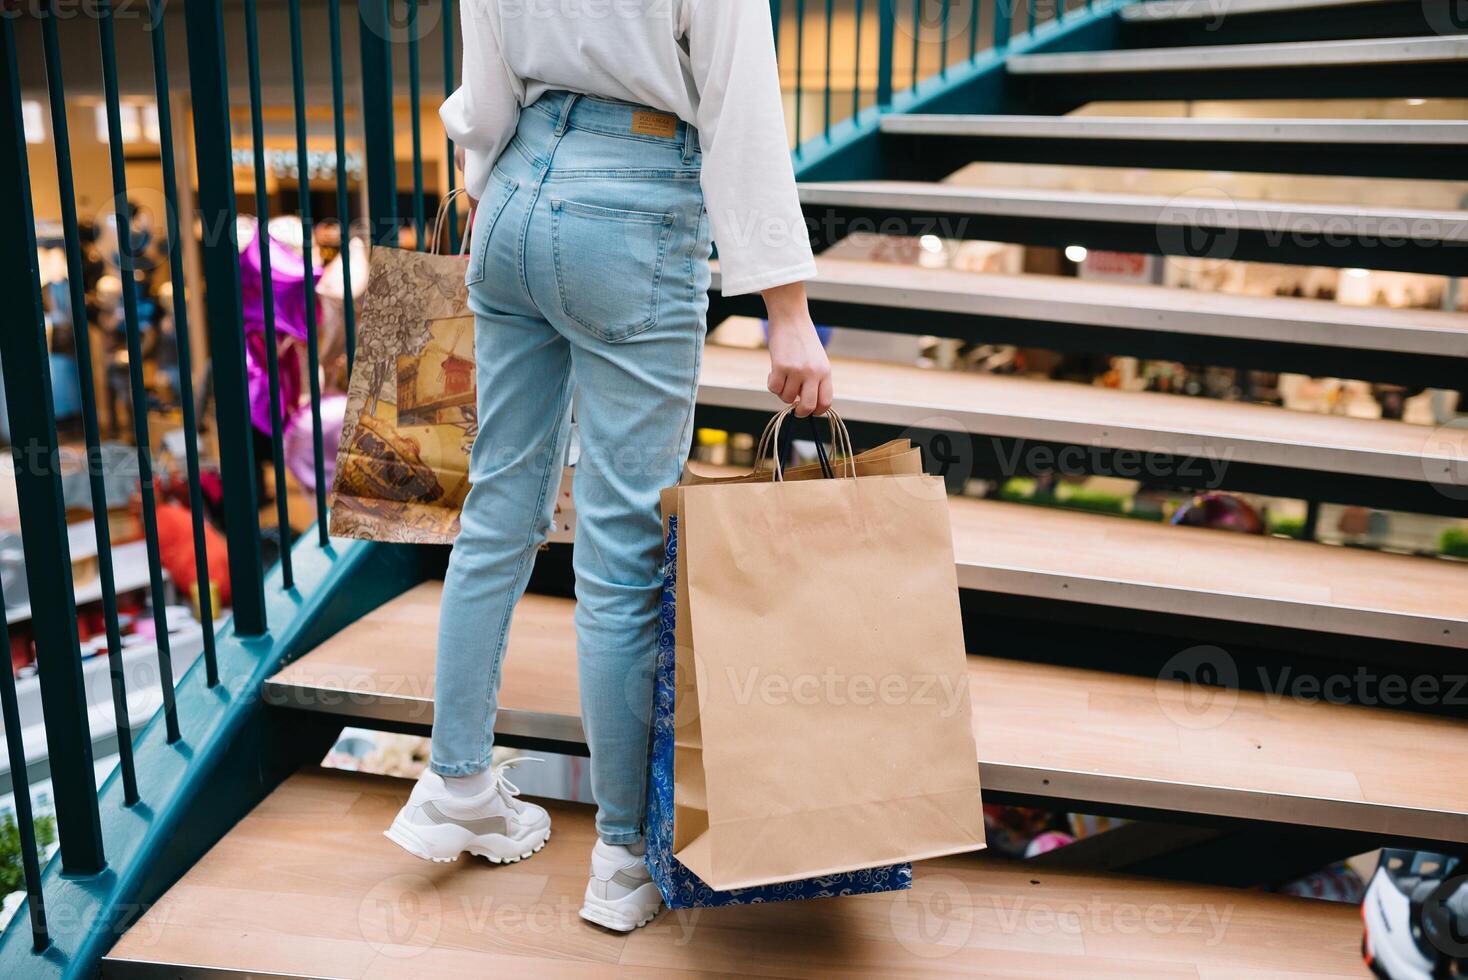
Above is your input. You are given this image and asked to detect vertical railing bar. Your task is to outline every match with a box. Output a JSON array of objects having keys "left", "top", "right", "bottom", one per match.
[
  {"left": 940, "top": 0, "right": 951, "bottom": 77},
  {"left": 408, "top": 0, "right": 426, "bottom": 250},
  {"left": 40, "top": 3, "right": 139, "bottom": 804},
  {"left": 243, "top": 0, "right": 296, "bottom": 589},
  {"left": 99, "top": 0, "right": 181, "bottom": 745},
  {"left": 0, "top": 593, "right": 48, "bottom": 950},
  {"left": 911, "top": 0, "right": 921, "bottom": 90},
  {"left": 770, "top": 0, "right": 781, "bottom": 56},
  {"left": 876, "top": 0, "right": 895, "bottom": 108},
  {"left": 1027, "top": 0, "right": 1038, "bottom": 34},
  {"left": 970, "top": 0, "right": 981, "bottom": 59},
  {"left": 0, "top": 13, "right": 107, "bottom": 875},
  {"left": 852, "top": 0, "right": 864, "bottom": 120},
  {"left": 794, "top": 0, "right": 805, "bottom": 146},
  {"left": 146, "top": 0, "right": 219, "bottom": 690},
  {"left": 442, "top": 0, "right": 460, "bottom": 253},
  {"left": 822, "top": 0, "right": 834, "bottom": 140},
  {"left": 360, "top": 0, "right": 400, "bottom": 246},
  {"left": 329, "top": 0, "right": 358, "bottom": 373},
  {"left": 184, "top": 0, "right": 267, "bottom": 637},
  {"left": 994, "top": 0, "right": 1013, "bottom": 51},
  {"left": 289, "top": 0, "right": 330, "bottom": 544},
  {"left": 3, "top": 21, "right": 61, "bottom": 949}
]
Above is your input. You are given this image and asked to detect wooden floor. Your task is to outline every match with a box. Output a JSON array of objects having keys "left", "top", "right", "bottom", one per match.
[
  {"left": 103, "top": 768, "right": 1368, "bottom": 979},
  {"left": 697, "top": 344, "right": 1468, "bottom": 483},
  {"left": 268, "top": 584, "right": 1468, "bottom": 842}
]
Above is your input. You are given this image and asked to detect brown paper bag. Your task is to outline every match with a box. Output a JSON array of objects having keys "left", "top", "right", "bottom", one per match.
[{"left": 660, "top": 410, "right": 984, "bottom": 891}]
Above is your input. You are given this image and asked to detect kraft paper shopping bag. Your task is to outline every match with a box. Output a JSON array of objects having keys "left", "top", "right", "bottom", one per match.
[{"left": 655, "top": 409, "right": 984, "bottom": 894}]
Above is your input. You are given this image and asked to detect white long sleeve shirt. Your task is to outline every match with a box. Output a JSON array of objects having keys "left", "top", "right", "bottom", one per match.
[{"left": 441, "top": 0, "right": 817, "bottom": 296}]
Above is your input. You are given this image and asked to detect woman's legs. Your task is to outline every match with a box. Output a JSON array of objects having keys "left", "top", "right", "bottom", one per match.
[
  {"left": 430, "top": 304, "right": 574, "bottom": 777},
  {"left": 560, "top": 310, "right": 706, "bottom": 845}
]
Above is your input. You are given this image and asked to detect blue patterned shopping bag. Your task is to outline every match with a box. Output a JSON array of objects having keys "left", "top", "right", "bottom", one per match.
[{"left": 644, "top": 515, "right": 913, "bottom": 910}]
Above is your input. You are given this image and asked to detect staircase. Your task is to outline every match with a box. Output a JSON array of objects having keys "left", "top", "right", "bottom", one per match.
[{"left": 0, "top": 0, "right": 1461, "bottom": 977}]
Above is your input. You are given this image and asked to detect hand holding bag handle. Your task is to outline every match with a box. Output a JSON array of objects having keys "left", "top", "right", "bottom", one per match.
[{"left": 759, "top": 407, "right": 857, "bottom": 482}]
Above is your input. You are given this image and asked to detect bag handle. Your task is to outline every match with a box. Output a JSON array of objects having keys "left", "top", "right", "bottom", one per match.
[
  {"left": 760, "top": 407, "right": 857, "bottom": 482},
  {"left": 430, "top": 187, "right": 472, "bottom": 256}
]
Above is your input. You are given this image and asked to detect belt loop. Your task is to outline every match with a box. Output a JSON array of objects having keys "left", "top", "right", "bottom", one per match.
[
  {"left": 681, "top": 122, "right": 697, "bottom": 164},
  {"left": 555, "top": 93, "right": 579, "bottom": 137}
]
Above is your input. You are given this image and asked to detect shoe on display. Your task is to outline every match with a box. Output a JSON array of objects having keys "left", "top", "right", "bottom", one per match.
[
  {"left": 1363, "top": 849, "right": 1467, "bottom": 979},
  {"left": 384, "top": 759, "right": 551, "bottom": 865},
  {"left": 579, "top": 839, "right": 664, "bottom": 932}
]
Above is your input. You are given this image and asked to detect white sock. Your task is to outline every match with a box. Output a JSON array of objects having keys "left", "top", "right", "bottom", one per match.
[{"left": 442, "top": 767, "right": 497, "bottom": 798}]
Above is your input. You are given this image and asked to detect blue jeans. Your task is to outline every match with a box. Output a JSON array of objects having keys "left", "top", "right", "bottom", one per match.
[{"left": 431, "top": 92, "right": 712, "bottom": 846}]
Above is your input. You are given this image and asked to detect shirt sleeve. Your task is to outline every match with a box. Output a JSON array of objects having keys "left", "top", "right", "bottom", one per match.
[
  {"left": 686, "top": 0, "right": 817, "bottom": 296},
  {"left": 440, "top": 4, "right": 519, "bottom": 201}
]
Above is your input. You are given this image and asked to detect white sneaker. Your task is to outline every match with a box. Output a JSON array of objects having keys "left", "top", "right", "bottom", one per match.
[
  {"left": 384, "top": 759, "right": 551, "bottom": 865},
  {"left": 579, "top": 839, "right": 663, "bottom": 932}
]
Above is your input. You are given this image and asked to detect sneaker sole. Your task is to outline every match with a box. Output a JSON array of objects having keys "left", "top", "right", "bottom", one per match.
[
  {"left": 384, "top": 816, "right": 551, "bottom": 865},
  {"left": 579, "top": 885, "right": 663, "bottom": 932}
]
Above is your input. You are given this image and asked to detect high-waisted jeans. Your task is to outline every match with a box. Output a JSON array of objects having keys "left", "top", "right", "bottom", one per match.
[{"left": 431, "top": 91, "right": 711, "bottom": 845}]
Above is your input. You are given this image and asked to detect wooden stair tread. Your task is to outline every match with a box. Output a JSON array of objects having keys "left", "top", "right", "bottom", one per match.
[
  {"left": 697, "top": 343, "right": 1468, "bottom": 487},
  {"left": 880, "top": 113, "right": 1468, "bottom": 146},
  {"left": 103, "top": 767, "right": 1367, "bottom": 978},
  {"left": 796, "top": 180, "right": 1468, "bottom": 240},
  {"left": 711, "top": 257, "right": 1468, "bottom": 358},
  {"left": 267, "top": 583, "right": 1468, "bottom": 840},
  {"left": 1007, "top": 34, "right": 1468, "bottom": 74},
  {"left": 1122, "top": 0, "right": 1398, "bottom": 21}
]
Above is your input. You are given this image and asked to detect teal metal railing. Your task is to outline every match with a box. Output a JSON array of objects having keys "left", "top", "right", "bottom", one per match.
[{"left": 0, "top": 0, "right": 1121, "bottom": 970}]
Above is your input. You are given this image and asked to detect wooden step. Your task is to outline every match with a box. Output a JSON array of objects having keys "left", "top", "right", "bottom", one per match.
[
  {"left": 1009, "top": 35, "right": 1468, "bottom": 74},
  {"left": 102, "top": 767, "right": 1368, "bottom": 979},
  {"left": 696, "top": 343, "right": 1468, "bottom": 492},
  {"left": 266, "top": 582, "right": 1468, "bottom": 841},
  {"left": 1006, "top": 35, "right": 1468, "bottom": 102},
  {"left": 1121, "top": 0, "right": 1392, "bottom": 22},
  {"left": 881, "top": 113, "right": 1468, "bottom": 146},
  {"left": 797, "top": 180, "right": 1468, "bottom": 275},
  {"left": 711, "top": 257, "right": 1468, "bottom": 366},
  {"left": 877, "top": 113, "right": 1468, "bottom": 181},
  {"left": 1118, "top": 0, "right": 1467, "bottom": 48}
]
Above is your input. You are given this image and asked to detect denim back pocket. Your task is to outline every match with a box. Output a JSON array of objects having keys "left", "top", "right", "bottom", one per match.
[
  {"left": 465, "top": 171, "right": 519, "bottom": 287},
  {"left": 550, "top": 198, "right": 674, "bottom": 342}
]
